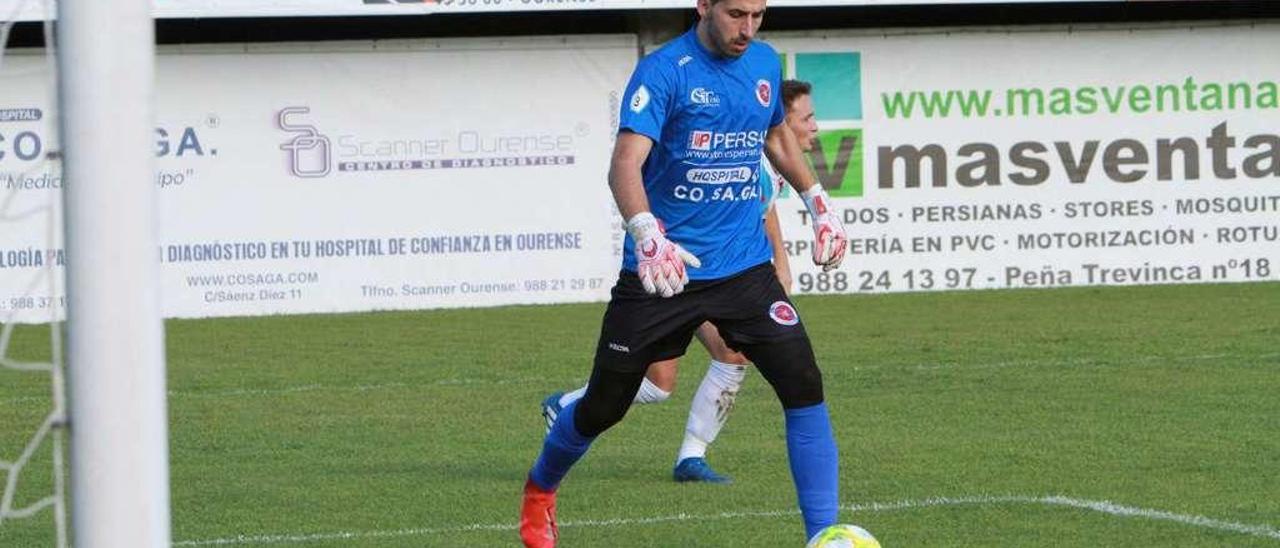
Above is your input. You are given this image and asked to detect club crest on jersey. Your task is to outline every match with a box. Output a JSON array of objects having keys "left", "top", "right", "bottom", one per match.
[
  {"left": 630, "top": 85, "right": 651, "bottom": 113},
  {"left": 755, "top": 80, "right": 772, "bottom": 107},
  {"left": 768, "top": 301, "right": 799, "bottom": 326}
]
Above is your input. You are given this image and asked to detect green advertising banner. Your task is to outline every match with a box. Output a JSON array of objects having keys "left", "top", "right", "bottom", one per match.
[{"left": 767, "top": 22, "right": 1279, "bottom": 294}]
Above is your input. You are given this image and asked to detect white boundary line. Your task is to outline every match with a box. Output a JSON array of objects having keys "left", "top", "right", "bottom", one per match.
[
  {"left": 174, "top": 494, "right": 1280, "bottom": 546},
  {"left": 5, "top": 350, "right": 1277, "bottom": 406},
  {"left": 0, "top": 377, "right": 558, "bottom": 405}
]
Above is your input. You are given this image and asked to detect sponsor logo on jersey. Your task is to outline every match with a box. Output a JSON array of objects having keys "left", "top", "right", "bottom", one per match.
[
  {"left": 755, "top": 79, "right": 772, "bottom": 107},
  {"left": 768, "top": 301, "right": 799, "bottom": 326},
  {"left": 677, "top": 55, "right": 693, "bottom": 67},
  {"left": 687, "top": 130, "right": 766, "bottom": 152},
  {"left": 630, "top": 85, "right": 651, "bottom": 113},
  {"left": 686, "top": 166, "right": 753, "bottom": 184},
  {"left": 690, "top": 87, "right": 720, "bottom": 106},
  {"left": 689, "top": 130, "right": 713, "bottom": 151}
]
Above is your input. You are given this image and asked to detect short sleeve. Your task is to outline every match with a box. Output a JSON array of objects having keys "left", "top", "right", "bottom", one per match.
[
  {"left": 756, "top": 44, "right": 786, "bottom": 128},
  {"left": 768, "top": 69, "right": 785, "bottom": 128},
  {"left": 619, "top": 57, "right": 674, "bottom": 142}
]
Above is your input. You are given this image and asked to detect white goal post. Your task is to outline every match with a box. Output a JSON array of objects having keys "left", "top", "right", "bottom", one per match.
[{"left": 57, "top": 0, "right": 171, "bottom": 545}]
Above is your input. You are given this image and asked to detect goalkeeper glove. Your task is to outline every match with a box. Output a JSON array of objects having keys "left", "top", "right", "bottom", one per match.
[
  {"left": 626, "top": 212, "right": 701, "bottom": 298},
  {"left": 801, "top": 185, "right": 848, "bottom": 272}
]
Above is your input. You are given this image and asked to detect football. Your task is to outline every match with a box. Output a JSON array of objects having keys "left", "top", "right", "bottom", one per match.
[{"left": 805, "top": 524, "right": 882, "bottom": 548}]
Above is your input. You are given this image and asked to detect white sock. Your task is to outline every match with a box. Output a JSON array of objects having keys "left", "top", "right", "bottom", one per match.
[
  {"left": 559, "top": 377, "right": 669, "bottom": 408},
  {"left": 634, "top": 377, "right": 671, "bottom": 404},
  {"left": 558, "top": 386, "right": 586, "bottom": 408},
  {"left": 677, "top": 360, "right": 747, "bottom": 462}
]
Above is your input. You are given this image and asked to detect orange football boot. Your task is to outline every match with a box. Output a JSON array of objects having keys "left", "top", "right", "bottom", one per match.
[{"left": 519, "top": 477, "right": 558, "bottom": 548}]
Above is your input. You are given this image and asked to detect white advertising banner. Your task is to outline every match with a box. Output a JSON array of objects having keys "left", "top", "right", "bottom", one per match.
[
  {"left": 3, "top": 24, "right": 1277, "bottom": 323},
  {"left": 0, "top": 0, "right": 1120, "bottom": 21},
  {"left": 767, "top": 23, "right": 1279, "bottom": 295},
  {"left": 0, "top": 36, "right": 634, "bottom": 322}
]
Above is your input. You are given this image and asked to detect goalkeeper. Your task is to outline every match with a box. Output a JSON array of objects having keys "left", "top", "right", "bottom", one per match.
[
  {"left": 541, "top": 79, "right": 824, "bottom": 485},
  {"left": 520, "top": 1, "right": 848, "bottom": 544}
]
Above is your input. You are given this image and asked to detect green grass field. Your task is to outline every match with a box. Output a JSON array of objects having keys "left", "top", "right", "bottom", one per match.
[{"left": 3, "top": 282, "right": 1279, "bottom": 546}]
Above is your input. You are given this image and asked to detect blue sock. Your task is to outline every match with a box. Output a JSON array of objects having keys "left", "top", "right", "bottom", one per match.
[
  {"left": 784, "top": 402, "right": 839, "bottom": 540},
  {"left": 529, "top": 400, "right": 595, "bottom": 491}
]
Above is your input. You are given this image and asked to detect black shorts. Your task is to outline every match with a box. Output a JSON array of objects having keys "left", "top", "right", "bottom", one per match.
[{"left": 593, "top": 261, "right": 809, "bottom": 372}]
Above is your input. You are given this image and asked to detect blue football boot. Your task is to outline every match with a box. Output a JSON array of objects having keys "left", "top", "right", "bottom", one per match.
[
  {"left": 541, "top": 392, "right": 564, "bottom": 434},
  {"left": 672, "top": 457, "right": 731, "bottom": 484}
]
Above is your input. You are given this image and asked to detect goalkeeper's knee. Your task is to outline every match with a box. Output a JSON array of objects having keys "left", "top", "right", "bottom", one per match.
[
  {"left": 573, "top": 367, "right": 646, "bottom": 437},
  {"left": 741, "top": 338, "right": 824, "bottom": 410}
]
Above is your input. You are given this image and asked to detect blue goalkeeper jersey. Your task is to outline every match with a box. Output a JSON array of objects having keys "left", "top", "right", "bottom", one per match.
[{"left": 618, "top": 28, "right": 785, "bottom": 280}]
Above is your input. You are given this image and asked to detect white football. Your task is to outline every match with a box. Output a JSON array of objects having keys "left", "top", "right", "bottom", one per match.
[{"left": 806, "top": 523, "right": 881, "bottom": 548}]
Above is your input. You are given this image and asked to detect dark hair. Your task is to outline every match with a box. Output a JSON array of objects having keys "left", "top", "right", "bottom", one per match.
[{"left": 781, "top": 79, "right": 812, "bottom": 110}]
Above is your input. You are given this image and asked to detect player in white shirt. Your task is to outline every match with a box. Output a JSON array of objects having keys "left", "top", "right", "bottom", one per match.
[{"left": 542, "top": 79, "right": 822, "bottom": 484}]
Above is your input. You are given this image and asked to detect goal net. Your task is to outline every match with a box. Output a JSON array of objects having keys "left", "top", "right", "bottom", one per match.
[
  {"left": 0, "top": 1, "right": 67, "bottom": 545},
  {"left": 1, "top": 0, "right": 170, "bottom": 546}
]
